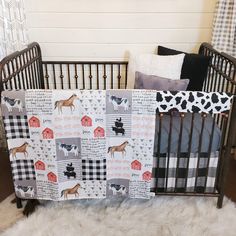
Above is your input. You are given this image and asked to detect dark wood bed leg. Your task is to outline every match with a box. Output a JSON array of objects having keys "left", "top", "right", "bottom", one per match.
[
  {"left": 217, "top": 98, "right": 236, "bottom": 209},
  {"left": 16, "top": 196, "right": 23, "bottom": 209},
  {"left": 217, "top": 195, "right": 223, "bottom": 208},
  {"left": 23, "top": 199, "right": 40, "bottom": 217}
]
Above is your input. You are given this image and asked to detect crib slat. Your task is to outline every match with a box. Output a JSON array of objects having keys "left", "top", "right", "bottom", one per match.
[
  {"left": 165, "top": 113, "right": 173, "bottom": 191},
  {"left": 16, "top": 58, "right": 22, "bottom": 89},
  {"left": 12, "top": 59, "right": 20, "bottom": 89},
  {"left": 28, "top": 50, "right": 36, "bottom": 89},
  {"left": 125, "top": 64, "right": 128, "bottom": 88},
  {"left": 155, "top": 113, "right": 163, "bottom": 193},
  {"left": 213, "top": 55, "right": 221, "bottom": 92},
  {"left": 31, "top": 50, "right": 39, "bottom": 89},
  {"left": 89, "top": 64, "right": 92, "bottom": 89},
  {"left": 174, "top": 113, "right": 184, "bottom": 192},
  {"left": 74, "top": 64, "right": 78, "bottom": 89},
  {"left": 52, "top": 64, "right": 56, "bottom": 89},
  {"left": 111, "top": 64, "right": 113, "bottom": 89},
  {"left": 6, "top": 63, "right": 13, "bottom": 89},
  {"left": 217, "top": 57, "right": 225, "bottom": 93},
  {"left": 103, "top": 64, "right": 107, "bottom": 90},
  {"left": 20, "top": 54, "right": 29, "bottom": 89},
  {"left": 118, "top": 64, "right": 121, "bottom": 89},
  {"left": 59, "top": 64, "right": 64, "bottom": 89},
  {"left": 194, "top": 113, "right": 206, "bottom": 192},
  {"left": 82, "top": 64, "right": 85, "bottom": 89},
  {"left": 96, "top": 64, "right": 99, "bottom": 89},
  {"left": 26, "top": 51, "right": 34, "bottom": 89},
  {"left": 185, "top": 113, "right": 195, "bottom": 192},
  {"left": 44, "top": 63, "right": 49, "bottom": 89},
  {"left": 67, "top": 64, "right": 71, "bottom": 89},
  {"left": 204, "top": 115, "right": 216, "bottom": 193}
]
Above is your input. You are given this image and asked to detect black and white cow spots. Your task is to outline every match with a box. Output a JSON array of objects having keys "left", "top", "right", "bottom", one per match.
[{"left": 155, "top": 91, "right": 232, "bottom": 114}]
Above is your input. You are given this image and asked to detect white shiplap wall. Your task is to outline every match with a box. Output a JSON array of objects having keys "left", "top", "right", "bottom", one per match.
[{"left": 25, "top": 0, "right": 216, "bottom": 61}]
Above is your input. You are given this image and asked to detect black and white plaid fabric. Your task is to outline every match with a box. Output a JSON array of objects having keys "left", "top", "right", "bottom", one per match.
[
  {"left": 151, "top": 152, "right": 219, "bottom": 193},
  {"left": 212, "top": 0, "right": 236, "bottom": 57},
  {"left": 82, "top": 159, "right": 106, "bottom": 180},
  {"left": 3, "top": 115, "right": 30, "bottom": 139},
  {"left": 11, "top": 159, "right": 36, "bottom": 181}
]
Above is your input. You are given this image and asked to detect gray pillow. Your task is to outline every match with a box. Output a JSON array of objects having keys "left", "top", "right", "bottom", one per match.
[{"left": 134, "top": 71, "right": 189, "bottom": 91}]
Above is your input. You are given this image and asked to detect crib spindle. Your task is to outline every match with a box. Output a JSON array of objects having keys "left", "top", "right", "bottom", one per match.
[
  {"left": 204, "top": 115, "right": 216, "bottom": 193},
  {"left": 185, "top": 113, "right": 195, "bottom": 192},
  {"left": 165, "top": 113, "right": 173, "bottom": 191},
  {"left": 174, "top": 113, "right": 184, "bottom": 192},
  {"left": 194, "top": 113, "right": 206, "bottom": 192},
  {"left": 103, "top": 64, "right": 107, "bottom": 90},
  {"left": 155, "top": 113, "right": 163, "bottom": 193},
  {"left": 67, "top": 64, "right": 71, "bottom": 89}
]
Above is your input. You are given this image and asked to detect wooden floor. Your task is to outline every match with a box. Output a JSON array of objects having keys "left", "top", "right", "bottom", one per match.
[
  {"left": 0, "top": 150, "right": 235, "bottom": 203},
  {"left": 0, "top": 150, "right": 14, "bottom": 202}
]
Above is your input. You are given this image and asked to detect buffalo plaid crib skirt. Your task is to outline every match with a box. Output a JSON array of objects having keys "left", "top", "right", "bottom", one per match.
[{"left": 151, "top": 152, "right": 219, "bottom": 193}]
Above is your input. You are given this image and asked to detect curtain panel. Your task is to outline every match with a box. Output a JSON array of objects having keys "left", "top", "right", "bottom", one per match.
[
  {"left": 0, "top": 0, "right": 28, "bottom": 60},
  {"left": 0, "top": 0, "right": 28, "bottom": 148},
  {"left": 212, "top": 0, "right": 236, "bottom": 57}
]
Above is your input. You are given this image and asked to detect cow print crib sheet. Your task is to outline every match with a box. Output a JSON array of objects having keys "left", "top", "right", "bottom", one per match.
[
  {"left": 1, "top": 89, "right": 157, "bottom": 200},
  {"left": 1, "top": 90, "right": 232, "bottom": 201}
]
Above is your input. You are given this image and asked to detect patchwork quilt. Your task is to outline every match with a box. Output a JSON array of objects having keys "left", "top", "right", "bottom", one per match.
[
  {"left": 1, "top": 89, "right": 157, "bottom": 200},
  {"left": 1, "top": 90, "right": 232, "bottom": 200}
]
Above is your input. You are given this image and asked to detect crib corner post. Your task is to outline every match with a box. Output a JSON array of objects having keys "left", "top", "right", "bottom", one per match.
[
  {"left": 217, "top": 96, "right": 236, "bottom": 208},
  {"left": 217, "top": 195, "right": 223, "bottom": 208}
]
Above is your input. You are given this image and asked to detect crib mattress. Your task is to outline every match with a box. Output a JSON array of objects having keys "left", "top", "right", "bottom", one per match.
[{"left": 154, "top": 113, "right": 221, "bottom": 154}]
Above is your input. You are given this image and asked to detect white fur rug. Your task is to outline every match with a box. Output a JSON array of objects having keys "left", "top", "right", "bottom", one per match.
[{"left": 1, "top": 196, "right": 236, "bottom": 236}]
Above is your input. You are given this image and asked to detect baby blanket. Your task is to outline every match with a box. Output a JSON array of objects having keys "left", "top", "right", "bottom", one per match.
[
  {"left": 1, "top": 90, "right": 232, "bottom": 200},
  {"left": 1, "top": 89, "right": 157, "bottom": 200}
]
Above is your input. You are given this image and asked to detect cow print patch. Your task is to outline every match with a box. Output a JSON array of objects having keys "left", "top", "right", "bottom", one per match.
[{"left": 155, "top": 91, "right": 232, "bottom": 114}]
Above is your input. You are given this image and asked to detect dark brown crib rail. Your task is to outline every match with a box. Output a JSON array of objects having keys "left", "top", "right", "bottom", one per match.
[
  {"left": 0, "top": 42, "right": 44, "bottom": 91},
  {"left": 1, "top": 42, "right": 236, "bottom": 209},
  {"left": 199, "top": 43, "right": 236, "bottom": 94},
  {"left": 42, "top": 61, "right": 128, "bottom": 90}
]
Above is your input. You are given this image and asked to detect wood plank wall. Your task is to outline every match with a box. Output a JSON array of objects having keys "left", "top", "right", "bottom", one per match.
[{"left": 25, "top": 0, "right": 216, "bottom": 61}]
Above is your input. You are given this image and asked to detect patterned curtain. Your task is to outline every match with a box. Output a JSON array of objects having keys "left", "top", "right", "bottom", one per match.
[
  {"left": 0, "top": 0, "right": 28, "bottom": 148},
  {"left": 0, "top": 0, "right": 28, "bottom": 60},
  {"left": 211, "top": 0, "right": 236, "bottom": 57}
]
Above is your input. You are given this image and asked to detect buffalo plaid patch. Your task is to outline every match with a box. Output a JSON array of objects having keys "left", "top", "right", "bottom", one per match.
[
  {"left": 3, "top": 115, "right": 30, "bottom": 139},
  {"left": 11, "top": 159, "right": 36, "bottom": 181},
  {"left": 151, "top": 152, "right": 219, "bottom": 193},
  {"left": 82, "top": 159, "right": 106, "bottom": 180}
]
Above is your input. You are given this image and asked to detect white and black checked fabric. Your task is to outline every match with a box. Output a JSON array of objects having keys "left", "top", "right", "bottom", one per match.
[
  {"left": 3, "top": 115, "right": 30, "bottom": 139},
  {"left": 212, "top": 0, "right": 236, "bottom": 57},
  {"left": 151, "top": 152, "right": 219, "bottom": 193},
  {"left": 11, "top": 159, "right": 36, "bottom": 181},
  {"left": 82, "top": 159, "right": 106, "bottom": 180}
]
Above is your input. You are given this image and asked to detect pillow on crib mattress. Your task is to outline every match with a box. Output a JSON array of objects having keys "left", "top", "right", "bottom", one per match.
[
  {"left": 134, "top": 71, "right": 189, "bottom": 91},
  {"left": 157, "top": 45, "right": 211, "bottom": 91},
  {"left": 126, "top": 53, "right": 185, "bottom": 89}
]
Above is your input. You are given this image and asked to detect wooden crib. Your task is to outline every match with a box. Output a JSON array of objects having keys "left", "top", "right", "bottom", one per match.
[{"left": 0, "top": 42, "right": 236, "bottom": 209}]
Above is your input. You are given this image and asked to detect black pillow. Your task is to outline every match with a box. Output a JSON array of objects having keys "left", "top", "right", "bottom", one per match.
[{"left": 157, "top": 46, "right": 211, "bottom": 91}]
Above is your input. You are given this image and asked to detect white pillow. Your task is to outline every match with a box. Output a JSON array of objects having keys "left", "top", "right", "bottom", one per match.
[{"left": 126, "top": 53, "right": 185, "bottom": 89}]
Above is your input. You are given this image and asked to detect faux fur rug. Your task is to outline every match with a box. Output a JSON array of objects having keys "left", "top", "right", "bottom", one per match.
[{"left": 1, "top": 196, "right": 236, "bottom": 236}]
